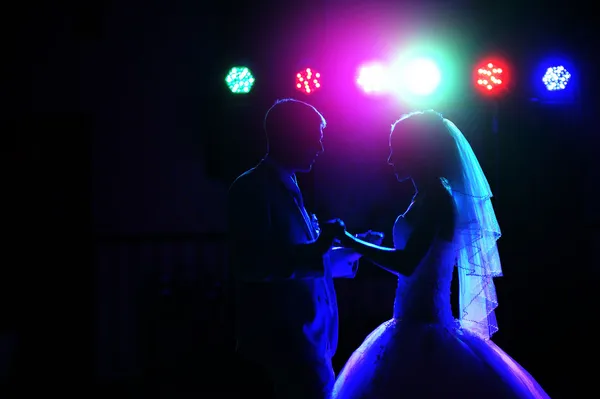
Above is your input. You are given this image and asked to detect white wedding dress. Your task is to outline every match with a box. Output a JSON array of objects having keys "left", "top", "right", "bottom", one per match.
[{"left": 331, "top": 214, "right": 550, "bottom": 399}]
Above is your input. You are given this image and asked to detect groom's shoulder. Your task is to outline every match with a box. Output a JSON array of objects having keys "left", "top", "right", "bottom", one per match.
[{"left": 229, "top": 164, "right": 269, "bottom": 195}]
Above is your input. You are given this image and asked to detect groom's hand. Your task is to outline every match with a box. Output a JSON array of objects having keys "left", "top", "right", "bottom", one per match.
[
  {"left": 316, "top": 218, "right": 346, "bottom": 252},
  {"left": 321, "top": 218, "right": 347, "bottom": 240},
  {"left": 356, "top": 230, "right": 384, "bottom": 246}
]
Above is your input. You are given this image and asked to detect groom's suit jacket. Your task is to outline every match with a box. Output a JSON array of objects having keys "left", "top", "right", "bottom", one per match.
[{"left": 228, "top": 159, "right": 356, "bottom": 365}]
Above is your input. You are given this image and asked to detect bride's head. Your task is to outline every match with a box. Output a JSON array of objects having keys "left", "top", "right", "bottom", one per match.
[{"left": 387, "top": 110, "right": 461, "bottom": 187}]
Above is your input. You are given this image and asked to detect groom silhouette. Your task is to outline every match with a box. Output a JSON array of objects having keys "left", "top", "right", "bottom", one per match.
[{"left": 228, "top": 98, "right": 360, "bottom": 398}]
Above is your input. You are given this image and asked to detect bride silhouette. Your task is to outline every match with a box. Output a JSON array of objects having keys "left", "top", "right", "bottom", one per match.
[{"left": 333, "top": 110, "right": 550, "bottom": 399}]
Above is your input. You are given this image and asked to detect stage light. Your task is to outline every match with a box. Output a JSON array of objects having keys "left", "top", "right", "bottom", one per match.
[
  {"left": 225, "top": 66, "right": 255, "bottom": 94},
  {"left": 389, "top": 45, "right": 459, "bottom": 105},
  {"left": 474, "top": 60, "right": 507, "bottom": 95},
  {"left": 356, "top": 63, "right": 387, "bottom": 94},
  {"left": 400, "top": 58, "right": 441, "bottom": 96},
  {"left": 542, "top": 66, "right": 571, "bottom": 91},
  {"left": 531, "top": 57, "right": 577, "bottom": 104},
  {"left": 296, "top": 68, "right": 321, "bottom": 94}
]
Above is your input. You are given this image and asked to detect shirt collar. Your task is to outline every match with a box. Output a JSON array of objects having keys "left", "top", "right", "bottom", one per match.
[{"left": 262, "top": 157, "right": 295, "bottom": 182}]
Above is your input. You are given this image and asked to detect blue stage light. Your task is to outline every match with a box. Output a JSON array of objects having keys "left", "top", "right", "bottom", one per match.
[{"left": 542, "top": 66, "right": 571, "bottom": 91}]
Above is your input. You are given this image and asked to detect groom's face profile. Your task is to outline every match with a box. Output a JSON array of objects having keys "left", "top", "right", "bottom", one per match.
[
  {"left": 291, "top": 120, "right": 324, "bottom": 172},
  {"left": 267, "top": 101, "right": 325, "bottom": 173}
]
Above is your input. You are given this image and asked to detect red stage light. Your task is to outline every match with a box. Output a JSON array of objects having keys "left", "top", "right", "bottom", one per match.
[
  {"left": 296, "top": 68, "right": 321, "bottom": 94},
  {"left": 474, "top": 59, "right": 509, "bottom": 96}
]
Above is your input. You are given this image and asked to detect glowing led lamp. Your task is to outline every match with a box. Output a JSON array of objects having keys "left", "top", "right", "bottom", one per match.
[
  {"left": 402, "top": 58, "right": 441, "bottom": 96},
  {"left": 542, "top": 65, "right": 571, "bottom": 91},
  {"left": 356, "top": 63, "right": 387, "bottom": 94},
  {"left": 296, "top": 68, "right": 321, "bottom": 94},
  {"left": 475, "top": 62, "right": 506, "bottom": 94},
  {"left": 225, "top": 66, "right": 255, "bottom": 94}
]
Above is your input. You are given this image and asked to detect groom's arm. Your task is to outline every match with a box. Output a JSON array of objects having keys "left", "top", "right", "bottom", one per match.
[{"left": 228, "top": 178, "right": 326, "bottom": 282}]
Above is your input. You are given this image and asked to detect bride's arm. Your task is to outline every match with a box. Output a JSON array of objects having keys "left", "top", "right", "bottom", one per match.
[
  {"left": 344, "top": 182, "right": 455, "bottom": 276},
  {"left": 340, "top": 224, "right": 436, "bottom": 277}
]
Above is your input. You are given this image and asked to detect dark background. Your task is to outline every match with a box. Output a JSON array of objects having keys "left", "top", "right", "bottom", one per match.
[{"left": 1, "top": 0, "right": 598, "bottom": 397}]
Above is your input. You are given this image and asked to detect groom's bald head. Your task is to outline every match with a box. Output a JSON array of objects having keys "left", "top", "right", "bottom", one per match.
[{"left": 264, "top": 98, "right": 326, "bottom": 172}]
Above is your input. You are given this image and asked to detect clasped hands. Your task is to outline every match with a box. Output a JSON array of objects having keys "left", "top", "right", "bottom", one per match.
[{"left": 318, "top": 218, "right": 384, "bottom": 250}]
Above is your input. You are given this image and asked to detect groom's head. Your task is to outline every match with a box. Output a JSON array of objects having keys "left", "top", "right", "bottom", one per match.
[{"left": 264, "top": 98, "right": 326, "bottom": 173}]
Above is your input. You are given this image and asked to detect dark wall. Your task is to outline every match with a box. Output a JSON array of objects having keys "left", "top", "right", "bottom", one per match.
[{"left": 88, "top": 2, "right": 230, "bottom": 233}]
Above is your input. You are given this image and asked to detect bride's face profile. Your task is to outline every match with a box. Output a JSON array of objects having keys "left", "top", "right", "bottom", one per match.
[
  {"left": 388, "top": 112, "right": 452, "bottom": 185},
  {"left": 388, "top": 126, "right": 420, "bottom": 182},
  {"left": 387, "top": 146, "right": 411, "bottom": 182}
]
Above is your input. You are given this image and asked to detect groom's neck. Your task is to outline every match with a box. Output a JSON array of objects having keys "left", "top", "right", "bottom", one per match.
[{"left": 264, "top": 155, "right": 296, "bottom": 176}]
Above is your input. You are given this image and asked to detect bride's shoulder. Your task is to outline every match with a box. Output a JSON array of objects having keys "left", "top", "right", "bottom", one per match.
[{"left": 400, "top": 182, "right": 455, "bottom": 226}]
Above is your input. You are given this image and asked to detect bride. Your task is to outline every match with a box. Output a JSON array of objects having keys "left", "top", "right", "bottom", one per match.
[{"left": 332, "top": 110, "right": 550, "bottom": 398}]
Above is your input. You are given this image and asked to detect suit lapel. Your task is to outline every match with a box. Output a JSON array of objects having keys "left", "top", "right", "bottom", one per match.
[{"left": 260, "top": 162, "right": 315, "bottom": 241}]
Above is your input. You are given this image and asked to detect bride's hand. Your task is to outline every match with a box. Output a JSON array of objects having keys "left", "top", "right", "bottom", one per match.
[{"left": 356, "top": 230, "right": 385, "bottom": 246}]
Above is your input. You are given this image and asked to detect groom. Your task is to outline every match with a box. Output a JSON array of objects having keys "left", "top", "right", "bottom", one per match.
[{"left": 228, "top": 98, "right": 363, "bottom": 398}]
